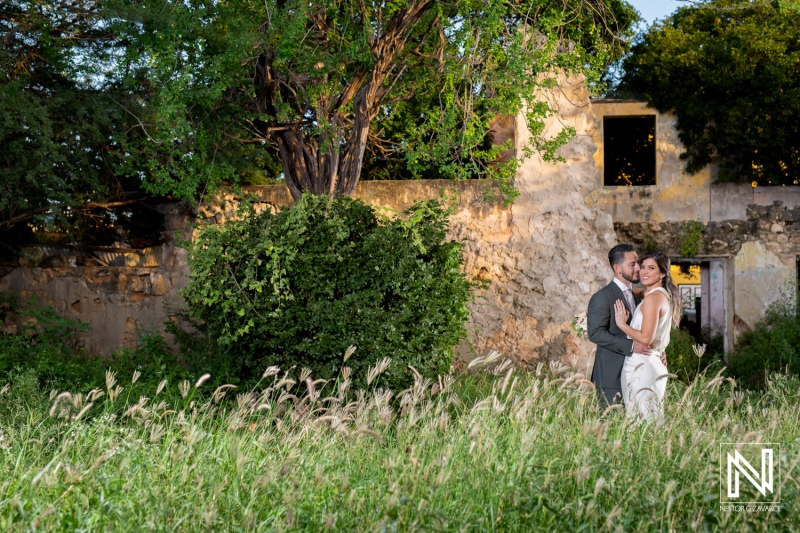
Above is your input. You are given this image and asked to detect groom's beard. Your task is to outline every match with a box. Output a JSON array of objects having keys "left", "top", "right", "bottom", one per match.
[{"left": 621, "top": 272, "right": 639, "bottom": 284}]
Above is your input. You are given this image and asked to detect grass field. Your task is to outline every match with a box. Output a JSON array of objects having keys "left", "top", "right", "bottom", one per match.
[{"left": 0, "top": 354, "right": 797, "bottom": 532}]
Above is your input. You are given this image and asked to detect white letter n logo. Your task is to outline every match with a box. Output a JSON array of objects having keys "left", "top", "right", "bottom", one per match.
[{"left": 727, "top": 448, "right": 773, "bottom": 498}]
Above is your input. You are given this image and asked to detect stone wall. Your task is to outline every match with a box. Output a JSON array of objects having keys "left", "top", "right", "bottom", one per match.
[
  {"left": 0, "top": 73, "right": 615, "bottom": 371},
  {"left": 614, "top": 200, "right": 800, "bottom": 339},
  {"left": 5, "top": 81, "right": 795, "bottom": 363},
  {"left": 0, "top": 203, "right": 191, "bottom": 354},
  {"left": 586, "top": 100, "right": 712, "bottom": 223}
]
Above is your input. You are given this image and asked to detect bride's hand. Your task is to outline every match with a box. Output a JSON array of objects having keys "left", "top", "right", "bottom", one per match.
[{"left": 613, "top": 300, "right": 629, "bottom": 328}]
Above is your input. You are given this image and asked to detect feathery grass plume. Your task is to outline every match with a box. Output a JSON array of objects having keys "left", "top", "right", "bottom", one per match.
[
  {"left": 195, "top": 374, "right": 211, "bottom": 388},
  {"left": 593, "top": 477, "right": 606, "bottom": 498},
  {"left": 156, "top": 380, "right": 167, "bottom": 395},
  {"left": 733, "top": 390, "right": 745, "bottom": 407},
  {"left": 109, "top": 385, "right": 124, "bottom": 402},
  {"left": 87, "top": 388, "right": 104, "bottom": 402},
  {"left": 105, "top": 370, "right": 117, "bottom": 392},
  {"left": 178, "top": 380, "right": 190, "bottom": 399},
  {"left": 276, "top": 378, "right": 297, "bottom": 390},
  {"left": 149, "top": 424, "right": 166, "bottom": 443},
  {"left": 0, "top": 383, "right": 9, "bottom": 395},
  {"left": 352, "top": 428, "right": 385, "bottom": 443},
  {"left": 500, "top": 367, "right": 514, "bottom": 396},
  {"left": 72, "top": 402, "right": 93, "bottom": 422},
  {"left": 343, "top": 345, "right": 357, "bottom": 362},
  {"left": 692, "top": 344, "right": 707, "bottom": 358},
  {"left": 367, "top": 358, "right": 392, "bottom": 386},
  {"left": 492, "top": 358, "right": 513, "bottom": 376},
  {"left": 304, "top": 378, "right": 318, "bottom": 404},
  {"left": 49, "top": 392, "right": 73, "bottom": 417},
  {"left": 132, "top": 370, "right": 141, "bottom": 384},
  {"left": 237, "top": 392, "right": 254, "bottom": 410},
  {"left": 263, "top": 366, "right": 281, "bottom": 378},
  {"left": 548, "top": 360, "right": 569, "bottom": 376},
  {"left": 212, "top": 384, "right": 237, "bottom": 403}
]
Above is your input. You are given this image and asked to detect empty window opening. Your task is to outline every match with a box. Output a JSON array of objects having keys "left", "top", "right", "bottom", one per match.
[{"left": 604, "top": 115, "right": 656, "bottom": 186}]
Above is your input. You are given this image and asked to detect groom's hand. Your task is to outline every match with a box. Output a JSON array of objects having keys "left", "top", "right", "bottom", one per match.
[
  {"left": 633, "top": 341, "right": 652, "bottom": 355},
  {"left": 660, "top": 351, "right": 667, "bottom": 367}
]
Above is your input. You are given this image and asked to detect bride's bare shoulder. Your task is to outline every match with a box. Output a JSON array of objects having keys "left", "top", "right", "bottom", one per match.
[{"left": 643, "top": 288, "right": 669, "bottom": 308}]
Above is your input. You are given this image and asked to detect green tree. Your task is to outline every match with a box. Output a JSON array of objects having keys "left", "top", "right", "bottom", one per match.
[
  {"left": 618, "top": 0, "right": 800, "bottom": 185},
  {"left": 0, "top": 0, "right": 138, "bottom": 237},
  {"left": 181, "top": 194, "right": 479, "bottom": 388},
  {"left": 0, "top": 0, "right": 281, "bottom": 241},
  {"left": 107, "top": 0, "right": 638, "bottom": 203}
]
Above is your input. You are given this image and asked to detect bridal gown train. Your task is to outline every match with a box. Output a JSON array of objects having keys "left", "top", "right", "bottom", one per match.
[{"left": 620, "top": 287, "right": 671, "bottom": 422}]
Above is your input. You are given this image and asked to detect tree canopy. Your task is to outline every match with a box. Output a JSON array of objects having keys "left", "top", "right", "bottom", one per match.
[
  {"left": 0, "top": 0, "right": 137, "bottom": 239},
  {"left": 618, "top": 0, "right": 800, "bottom": 185},
  {"left": 106, "top": 0, "right": 638, "bottom": 202},
  {"left": 1, "top": 0, "right": 639, "bottom": 241}
]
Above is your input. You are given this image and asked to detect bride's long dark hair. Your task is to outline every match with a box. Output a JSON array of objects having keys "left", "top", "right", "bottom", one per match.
[{"left": 640, "top": 251, "right": 682, "bottom": 328}]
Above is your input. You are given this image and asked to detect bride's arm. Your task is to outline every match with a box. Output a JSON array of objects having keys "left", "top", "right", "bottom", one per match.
[{"left": 613, "top": 293, "right": 665, "bottom": 346}]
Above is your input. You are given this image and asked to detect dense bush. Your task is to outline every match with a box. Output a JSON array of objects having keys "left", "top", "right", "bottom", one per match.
[
  {"left": 728, "top": 291, "right": 800, "bottom": 388},
  {"left": 0, "top": 297, "right": 188, "bottom": 391},
  {"left": 665, "top": 326, "right": 723, "bottom": 385},
  {"left": 182, "top": 193, "right": 478, "bottom": 389},
  {"left": 0, "top": 300, "right": 103, "bottom": 390}
]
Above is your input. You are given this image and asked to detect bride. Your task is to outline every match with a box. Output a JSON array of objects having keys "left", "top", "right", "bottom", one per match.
[{"left": 613, "top": 251, "right": 681, "bottom": 422}]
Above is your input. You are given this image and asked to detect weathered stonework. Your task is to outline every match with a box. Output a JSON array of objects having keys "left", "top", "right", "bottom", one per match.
[
  {"left": 0, "top": 204, "right": 191, "bottom": 354},
  {"left": 614, "top": 200, "right": 800, "bottom": 337},
  {"left": 4, "top": 81, "right": 798, "bottom": 363}
]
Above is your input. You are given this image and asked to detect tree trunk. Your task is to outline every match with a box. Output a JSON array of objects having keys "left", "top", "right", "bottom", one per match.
[{"left": 255, "top": 1, "right": 433, "bottom": 201}]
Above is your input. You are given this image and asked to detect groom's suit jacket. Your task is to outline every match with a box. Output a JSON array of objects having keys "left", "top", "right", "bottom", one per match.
[{"left": 587, "top": 281, "right": 641, "bottom": 394}]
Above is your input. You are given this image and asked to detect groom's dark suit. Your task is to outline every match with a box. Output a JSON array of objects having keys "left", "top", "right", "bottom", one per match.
[{"left": 587, "top": 281, "right": 640, "bottom": 410}]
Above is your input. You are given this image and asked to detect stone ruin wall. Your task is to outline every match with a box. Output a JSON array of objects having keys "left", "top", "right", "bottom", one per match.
[
  {"left": 615, "top": 202, "right": 800, "bottom": 339},
  {"left": 4, "top": 74, "right": 798, "bottom": 366},
  {"left": 0, "top": 73, "right": 614, "bottom": 371}
]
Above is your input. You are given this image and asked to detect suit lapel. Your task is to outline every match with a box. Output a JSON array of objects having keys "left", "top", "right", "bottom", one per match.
[{"left": 609, "top": 281, "right": 635, "bottom": 324}]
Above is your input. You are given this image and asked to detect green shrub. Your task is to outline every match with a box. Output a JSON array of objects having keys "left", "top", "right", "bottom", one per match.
[
  {"left": 728, "top": 291, "right": 800, "bottom": 388},
  {"left": 182, "top": 193, "right": 478, "bottom": 389},
  {"left": 0, "top": 299, "right": 103, "bottom": 390},
  {"left": 665, "top": 326, "right": 723, "bottom": 384},
  {"left": 110, "top": 332, "right": 189, "bottom": 388}
]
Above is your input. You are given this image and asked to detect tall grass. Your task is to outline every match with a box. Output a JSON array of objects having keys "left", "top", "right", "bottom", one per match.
[{"left": 0, "top": 354, "right": 798, "bottom": 532}]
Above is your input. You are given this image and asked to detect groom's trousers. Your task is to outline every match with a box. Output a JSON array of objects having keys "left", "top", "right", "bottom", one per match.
[{"left": 596, "top": 387, "right": 623, "bottom": 411}]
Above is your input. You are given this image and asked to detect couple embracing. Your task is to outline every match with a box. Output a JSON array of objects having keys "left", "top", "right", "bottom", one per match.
[{"left": 588, "top": 244, "right": 681, "bottom": 421}]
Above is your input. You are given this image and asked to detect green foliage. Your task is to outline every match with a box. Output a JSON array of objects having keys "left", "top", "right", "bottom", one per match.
[
  {"left": 619, "top": 0, "right": 800, "bottom": 185},
  {"left": 643, "top": 232, "right": 657, "bottom": 253},
  {"left": 181, "top": 193, "right": 478, "bottom": 389},
  {"left": 677, "top": 220, "right": 704, "bottom": 257},
  {"left": 1, "top": 360, "right": 799, "bottom": 530},
  {"left": 104, "top": 0, "right": 639, "bottom": 201},
  {"left": 0, "top": 1, "right": 148, "bottom": 238},
  {"left": 110, "top": 333, "right": 189, "bottom": 388},
  {"left": 665, "top": 326, "right": 723, "bottom": 385},
  {"left": 0, "top": 300, "right": 187, "bottom": 390},
  {"left": 0, "top": 300, "right": 101, "bottom": 390},
  {"left": 0, "top": 1, "right": 280, "bottom": 239},
  {"left": 728, "top": 289, "right": 800, "bottom": 388}
]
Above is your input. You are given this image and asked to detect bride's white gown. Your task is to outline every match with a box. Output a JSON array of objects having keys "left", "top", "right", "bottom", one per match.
[{"left": 621, "top": 287, "right": 671, "bottom": 422}]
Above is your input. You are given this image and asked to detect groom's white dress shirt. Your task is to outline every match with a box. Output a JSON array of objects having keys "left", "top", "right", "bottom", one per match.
[{"left": 612, "top": 277, "right": 635, "bottom": 354}]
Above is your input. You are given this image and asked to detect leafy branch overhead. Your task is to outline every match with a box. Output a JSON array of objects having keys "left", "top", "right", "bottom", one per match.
[
  {"left": 1, "top": 0, "right": 637, "bottom": 239},
  {"left": 109, "top": 0, "right": 638, "bottom": 202},
  {"left": 618, "top": 0, "right": 800, "bottom": 185}
]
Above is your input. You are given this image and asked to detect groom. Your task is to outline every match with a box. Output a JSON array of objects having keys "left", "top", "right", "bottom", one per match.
[{"left": 588, "top": 244, "right": 655, "bottom": 410}]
